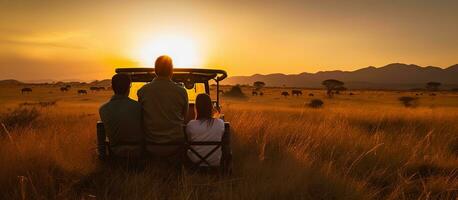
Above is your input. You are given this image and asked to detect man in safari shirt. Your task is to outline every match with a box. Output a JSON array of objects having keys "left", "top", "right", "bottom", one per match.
[{"left": 137, "top": 55, "right": 188, "bottom": 159}]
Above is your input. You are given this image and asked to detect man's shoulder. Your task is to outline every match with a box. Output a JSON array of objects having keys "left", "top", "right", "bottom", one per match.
[
  {"left": 99, "top": 99, "right": 112, "bottom": 111},
  {"left": 125, "top": 97, "right": 141, "bottom": 105}
]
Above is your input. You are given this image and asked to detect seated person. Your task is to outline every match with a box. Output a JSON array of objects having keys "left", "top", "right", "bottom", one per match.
[
  {"left": 137, "top": 55, "right": 188, "bottom": 158},
  {"left": 186, "top": 94, "right": 225, "bottom": 166},
  {"left": 99, "top": 74, "right": 144, "bottom": 158}
]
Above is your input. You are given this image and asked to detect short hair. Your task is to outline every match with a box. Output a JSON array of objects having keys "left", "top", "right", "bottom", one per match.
[
  {"left": 111, "top": 74, "right": 131, "bottom": 95},
  {"left": 155, "top": 55, "right": 173, "bottom": 77}
]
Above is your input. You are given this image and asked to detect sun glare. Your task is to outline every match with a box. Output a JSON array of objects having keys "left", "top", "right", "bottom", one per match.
[{"left": 133, "top": 35, "right": 201, "bottom": 68}]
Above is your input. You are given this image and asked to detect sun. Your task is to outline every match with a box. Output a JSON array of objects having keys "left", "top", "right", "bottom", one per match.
[{"left": 133, "top": 34, "right": 201, "bottom": 68}]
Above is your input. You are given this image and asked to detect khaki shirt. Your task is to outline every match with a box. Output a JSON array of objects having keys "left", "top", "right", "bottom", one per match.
[
  {"left": 138, "top": 77, "right": 188, "bottom": 147},
  {"left": 99, "top": 95, "right": 144, "bottom": 157}
]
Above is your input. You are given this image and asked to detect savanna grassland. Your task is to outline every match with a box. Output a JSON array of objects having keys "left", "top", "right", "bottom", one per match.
[{"left": 0, "top": 84, "right": 458, "bottom": 199}]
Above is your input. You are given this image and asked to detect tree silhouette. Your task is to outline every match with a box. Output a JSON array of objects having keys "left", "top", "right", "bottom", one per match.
[
  {"left": 253, "top": 81, "right": 266, "bottom": 91},
  {"left": 322, "top": 79, "right": 344, "bottom": 97},
  {"left": 426, "top": 82, "right": 441, "bottom": 91}
]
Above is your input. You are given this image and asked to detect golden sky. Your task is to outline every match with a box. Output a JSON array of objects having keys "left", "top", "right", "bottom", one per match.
[{"left": 1, "top": 0, "right": 457, "bottom": 81}]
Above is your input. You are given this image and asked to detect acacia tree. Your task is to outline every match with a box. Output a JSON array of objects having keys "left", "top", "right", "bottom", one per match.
[
  {"left": 322, "top": 79, "right": 344, "bottom": 97},
  {"left": 253, "top": 81, "right": 266, "bottom": 91},
  {"left": 426, "top": 82, "right": 441, "bottom": 91}
]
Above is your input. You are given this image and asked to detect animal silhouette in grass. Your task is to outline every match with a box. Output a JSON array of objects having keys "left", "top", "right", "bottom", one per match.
[
  {"left": 291, "top": 90, "right": 302, "bottom": 96},
  {"left": 77, "top": 89, "right": 88, "bottom": 95},
  {"left": 60, "top": 87, "right": 69, "bottom": 92},
  {"left": 281, "top": 91, "right": 289, "bottom": 97},
  {"left": 21, "top": 88, "right": 32, "bottom": 94},
  {"left": 322, "top": 79, "right": 344, "bottom": 97}
]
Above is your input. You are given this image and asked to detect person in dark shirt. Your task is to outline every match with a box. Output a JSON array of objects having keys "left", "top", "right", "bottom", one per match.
[
  {"left": 137, "top": 55, "right": 188, "bottom": 158},
  {"left": 99, "top": 74, "right": 144, "bottom": 158}
]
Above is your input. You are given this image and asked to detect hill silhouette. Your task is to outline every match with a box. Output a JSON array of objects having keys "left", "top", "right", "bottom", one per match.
[
  {"left": 223, "top": 63, "right": 458, "bottom": 89},
  {"left": 0, "top": 79, "right": 23, "bottom": 85}
]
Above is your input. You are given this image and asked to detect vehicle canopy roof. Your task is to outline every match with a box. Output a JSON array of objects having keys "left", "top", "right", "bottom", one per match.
[{"left": 115, "top": 68, "right": 227, "bottom": 83}]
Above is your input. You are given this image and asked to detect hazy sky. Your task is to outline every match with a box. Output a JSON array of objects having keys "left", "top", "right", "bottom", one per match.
[{"left": 1, "top": 0, "right": 457, "bottom": 81}]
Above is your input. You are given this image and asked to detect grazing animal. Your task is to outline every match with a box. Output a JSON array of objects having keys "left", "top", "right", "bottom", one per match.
[
  {"left": 291, "top": 90, "right": 302, "bottom": 96},
  {"left": 259, "top": 92, "right": 264, "bottom": 96},
  {"left": 60, "top": 87, "right": 69, "bottom": 92},
  {"left": 21, "top": 87, "right": 32, "bottom": 94},
  {"left": 308, "top": 93, "right": 314, "bottom": 97},
  {"left": 349, "top": 92, "right": 354, "bottom": 96},
  {"left": 78, "top": 89, "right": 88, "bottom": 95},
  {"left": 281, "top": 91, "right": 289, "bottom": 97},
  {"left": 252, "top": 91, "right": 258, "bottom": 96},
  {"left": 90, "top": 86, "right": 100, "bottom": 91}
]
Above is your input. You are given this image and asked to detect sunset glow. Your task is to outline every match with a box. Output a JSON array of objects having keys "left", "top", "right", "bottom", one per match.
[
  {"left": 131, "top": 34, "right": 202, "bottom": 68},
  {"left": 0, "top": 1, "right": 457, "bottom": 81}
]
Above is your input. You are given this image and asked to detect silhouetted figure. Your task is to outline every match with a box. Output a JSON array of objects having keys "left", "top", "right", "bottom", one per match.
[
  {"left": 259, "top": 92, "right": 264, "bottom": 96},
  {"left": 281, "top": 91, "right": 289, "bottom": 97},
  {"left": 21, "top": 88, "right": 32, "bottom": 94},
  {"left": 60, "top": 87, "right": 68, "bottom": 92},
  {"left": 252, "top": 91, "right": 258, "bottom": 96},
  {"left": 99, "top": 74, "right": 144, "bottom": 159},
  {"left": 90, "top": 86, "right": 100, "bottom": 92},
  {"left": 138, "top": 55, "right": 188, "bottom": 160},
  {"left": 77, "top": 89, "right": 87, "bottom": 95},
  {"left": 291, "top": 90, "right": 302, "bottom": 96},
  {"left": 308, "top": 93, "right": 314, "bottom": 97}
]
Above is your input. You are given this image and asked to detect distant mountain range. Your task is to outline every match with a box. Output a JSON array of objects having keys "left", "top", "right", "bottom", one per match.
[
  {"left": 223, "top": 63, "right": 458, "bottom": 89},
  {"left": 2, "top": 63, "right": 457, "bottom": 90}
]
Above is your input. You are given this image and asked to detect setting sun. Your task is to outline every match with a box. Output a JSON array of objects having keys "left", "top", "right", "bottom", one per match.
[{"left": 131, "top": 34, "right": 201, "bottom": 68}]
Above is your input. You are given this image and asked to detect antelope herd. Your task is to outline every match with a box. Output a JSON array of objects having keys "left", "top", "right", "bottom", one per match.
[{"left": 21, "top": 85, "right": 109, "bottom": 95}]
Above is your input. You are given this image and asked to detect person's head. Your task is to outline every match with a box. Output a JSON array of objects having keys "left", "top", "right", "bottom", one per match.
[
  {"left": 195, "top": 93, "right": 214, "bottom": 120},
  {"left": 111, "top": 73, "right": 131, "bottom": 96},
  {"left": 155, "top": 55, "right": 173, "bottom": 78}
]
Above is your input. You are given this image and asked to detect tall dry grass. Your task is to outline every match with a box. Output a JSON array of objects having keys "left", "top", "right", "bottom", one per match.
[{"left": 0, "top": 94, "right": 457, "bottom": 199}]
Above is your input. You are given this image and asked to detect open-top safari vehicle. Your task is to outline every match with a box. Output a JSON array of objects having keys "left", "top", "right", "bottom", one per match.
[{"left": 97, "top": 68, "right": 232, "bottom": 174}]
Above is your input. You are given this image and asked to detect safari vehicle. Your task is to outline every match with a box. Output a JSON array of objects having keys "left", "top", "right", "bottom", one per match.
[{"left": 96, "top": 68, "right": 232, "bottom": 174}]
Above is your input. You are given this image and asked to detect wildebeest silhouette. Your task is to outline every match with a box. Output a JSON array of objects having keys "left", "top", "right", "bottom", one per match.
[
  {"left": 60, "top": 87, "right": 69, "bottom": 92},
  {"left": 259, "top": 92, "right": 264, "bottom": 96},
  {"left": 78, "top": 89, "right": 88, "bottom": 95},
  {"left": 281, "top": 91, "right": 289, "bottom": 97},
  {"left": 291, "top": 90, "right": 302, "bottom": 96},
  {"left": 21, "top": 87, "right": 32, "bottom": 94},
  {"left": 252, "top": 91, "right": 258, "bottom": 96},
  {"left": 308, "top": 93, "right": 314, "bottom": 97},
  {"left": 90, "top": 86, "right": 100, "bottom": 91}
]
